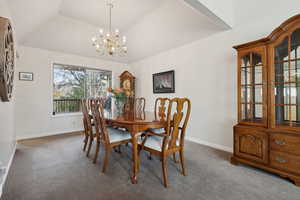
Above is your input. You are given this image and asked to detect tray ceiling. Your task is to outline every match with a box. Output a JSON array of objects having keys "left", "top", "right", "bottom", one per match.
[{"left": 8, "top": 0, "right": 228, "bottom": 63}]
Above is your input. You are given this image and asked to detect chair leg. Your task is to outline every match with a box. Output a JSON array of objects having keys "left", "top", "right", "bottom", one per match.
[
  {"left": 102, "top": 147, "right": 110, "bottom": 173},
  {"left": 93, "top": 141, "right": 100, "bottom": 164},
  {"left": 118, "top": 145, "right": 122, "bottom": 153},
  {"left": 148, "top": 152, "right": 152, "bottom": 160},
  {"left": 173, "top": 153, "right": 178, "bottom": 163},
  {"left": 179, "top": 150, "right": 186, "bottom": 176},
  {"left": 137, "top": 154, "right": 141, "bottom": 173},
  {"left": 86, "top": 137, "right": 93, "bottom": 157},
  {"left": 83, "top": 136, "right": 88, "bottom": 151},
  {"left": 161, "top": 156, "right": 168, "bottom": 188},
  {"left": 113, "top": 146, "right": 121, "bottom": 153}
]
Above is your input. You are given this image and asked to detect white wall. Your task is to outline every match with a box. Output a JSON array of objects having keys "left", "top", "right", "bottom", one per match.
[
  {"left": 234, "top": 0, "right": 300, "bottom": 26},
  {"left": 0, "top": 0, "right": 17, "bottom": 196},
  {"left": 185, "top": 0, "right": 234, "bottom": 28},
  {"left": 15, "top": 46, "right": 129, "bottom": 140},
  {"left": 131, "top": 3, "right": 300, "bottom": 152}
]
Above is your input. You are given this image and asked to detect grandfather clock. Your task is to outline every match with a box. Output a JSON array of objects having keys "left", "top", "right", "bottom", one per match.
[{"left": 119, "top": 71, "right": 135, "bottom": 97}]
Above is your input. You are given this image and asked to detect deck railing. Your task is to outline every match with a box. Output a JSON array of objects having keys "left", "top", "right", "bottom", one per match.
[{"left": 53, "top": 99, "right": 81, "bottom": 114}]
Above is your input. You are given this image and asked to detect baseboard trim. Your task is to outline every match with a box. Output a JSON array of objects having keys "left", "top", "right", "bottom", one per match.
[
  {"left": 17, "top": 129, "right": 84, "bottom": 141},
  {"left": 0, "top": 143, "right": 16, "bottom": 198},
  {"left": 17, "top": 131, "right": 232, "bottom": 153},
  {"left": 186, "top": 136, "right": 233, "bottom": 153}
]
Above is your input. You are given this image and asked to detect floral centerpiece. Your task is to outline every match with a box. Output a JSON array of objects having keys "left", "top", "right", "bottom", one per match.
[{"left": 107, "top": 87, "right": 132, "bottom": 114}]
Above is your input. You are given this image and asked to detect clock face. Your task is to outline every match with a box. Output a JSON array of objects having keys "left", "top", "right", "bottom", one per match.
[
  {"left": 0, "top": 18, "right": 14, "bottom": 102},
  {"left": 123, "top": 79, "right": 131, "bottom": 90}
]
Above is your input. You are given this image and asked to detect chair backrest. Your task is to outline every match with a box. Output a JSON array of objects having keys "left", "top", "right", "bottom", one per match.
[
  {"left": 162, "top": 98, "right": 191, "bottom": 151},
  {"left": 154, "top": 97, "right": 171, "bottom": 121},
  {"left": 81, "top": 98, "right": 93, "bottom": 136},
  {"left": 86, "top": 98, "right": 93, "bottom": 111},
  {"left": 91, "top": 100, "right": 110, "bottom": 144},
  {"left": 135, "top": 97, "right": 146, "bottom": 113},
  {"left": 94, "top": 97, "right": 105, "bottom": 106}
]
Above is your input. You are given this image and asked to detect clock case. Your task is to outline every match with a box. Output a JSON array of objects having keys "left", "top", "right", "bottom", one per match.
[{"left": 119, "top": 71, "right": 135, "bottom": 98}]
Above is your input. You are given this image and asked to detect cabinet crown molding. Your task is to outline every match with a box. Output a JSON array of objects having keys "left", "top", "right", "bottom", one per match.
[{"left": 233, "top": 14, "right": 300, "bottom": 50}]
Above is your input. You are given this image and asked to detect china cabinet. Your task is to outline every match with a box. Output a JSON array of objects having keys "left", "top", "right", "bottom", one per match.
[{"left": 231, "top": 14, "right": 300, "bottom": 186}]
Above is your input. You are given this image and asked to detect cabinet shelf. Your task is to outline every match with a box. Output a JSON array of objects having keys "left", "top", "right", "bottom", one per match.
[
  {"left": 274, "top": 81, "right": 300, "bottom": 85},
  {"left": 241, "top": 83, "right": 264, "bottom": 87},
  {"left": 275, "top": 58, "right": 300, "bottom": 63},
  {"left": 275, "top": 104, "right": 300, "bottom": 106},
  {"left": 241, "top": 102, "right": 263, "bottom": 104},
  {"left": 241, "top": 64, "right": 264, "bottom": 68}
]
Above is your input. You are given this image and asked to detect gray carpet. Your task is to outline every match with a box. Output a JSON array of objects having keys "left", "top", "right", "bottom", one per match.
[{"left": 1, "top": 133, "right": 300, "bottom": 200}]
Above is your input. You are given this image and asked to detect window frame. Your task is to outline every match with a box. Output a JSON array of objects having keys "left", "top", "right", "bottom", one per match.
[{"left": 51, "top": 62, "right": 113, "bottom": 116}]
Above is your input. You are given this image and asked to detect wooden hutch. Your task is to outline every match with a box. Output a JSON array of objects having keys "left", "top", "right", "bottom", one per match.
[{"left": 231, "top": 14, "right": 300, "bottom": 186}]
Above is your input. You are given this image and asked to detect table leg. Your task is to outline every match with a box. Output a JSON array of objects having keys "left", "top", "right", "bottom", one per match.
[{"left": 131, "top": 132, "right": 139, "bottom": 184}]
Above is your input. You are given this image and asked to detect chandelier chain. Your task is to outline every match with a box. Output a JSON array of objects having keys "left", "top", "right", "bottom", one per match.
[{"left": 108, "top": 2, "right": 113, "bottom": 33}]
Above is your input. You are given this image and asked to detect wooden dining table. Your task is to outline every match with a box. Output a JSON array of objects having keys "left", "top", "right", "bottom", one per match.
[{"left": 103, "top": 109, "right": 167, "bottom": 184}]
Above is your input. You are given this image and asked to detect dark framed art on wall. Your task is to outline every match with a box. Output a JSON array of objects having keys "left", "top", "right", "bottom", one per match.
[{"left": 152, "top": 70, "right": 175, "bottom": 93}]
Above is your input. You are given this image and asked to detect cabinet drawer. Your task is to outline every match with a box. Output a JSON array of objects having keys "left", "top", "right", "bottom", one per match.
[
  {"left": 270, "top": 133, "right": 300, "bottom": 155},
  {"left": 270, "top": 151, "right": 300, "bottom": 175},
  {"left": 234, "top": 126, "right": 268, "bottom": 164}
]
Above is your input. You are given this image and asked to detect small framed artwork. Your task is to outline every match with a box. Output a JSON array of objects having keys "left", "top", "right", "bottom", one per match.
[
  {"left": 19, "top": 72, "right": 33, "bottom": 81},
  {"left": 153, "top": 70, "right": 175, "bottom": 93}
]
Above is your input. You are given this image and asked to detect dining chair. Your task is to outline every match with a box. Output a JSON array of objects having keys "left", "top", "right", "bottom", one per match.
[
  {"left": 145, "top": 97, "right": 171, "bottom": 160},
  {"left": 91, "top": 100, "right": 132, "bottom": 172},
  {"left": 81, "top": 98, "right": 96, "bottom": 157},
  {"left": 139, "top": 98, "right": 191, "bottom": 187},
  {"left": 154, "top": 97, "right": 171, "bottom": 121},
  {"left": 135, "top": 97, "right": 146, "bottom": 113},
  {"left": 86, "top": 97, "right": 93, "bottom": 111},
  {"left": 94, "top": 97, "right": 105, "bottom": 107}
]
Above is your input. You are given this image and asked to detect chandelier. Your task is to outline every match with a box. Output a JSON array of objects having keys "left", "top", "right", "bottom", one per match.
[{"left": 92, "top": 1, "right": 127, "bottom": 56}]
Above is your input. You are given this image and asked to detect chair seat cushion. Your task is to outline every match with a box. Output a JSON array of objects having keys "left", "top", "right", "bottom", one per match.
[
  {"left": 140, "top": 135, "right": 163, "bottom": 151},
  {"left": 108, "top": 127, "right": 132, "bottom": 143},
  {"left": 148, "top": 128, "right": 165, "bottom": 134},
  {"left": 139, "top": 135, "right": 180, "bottom": 152}
]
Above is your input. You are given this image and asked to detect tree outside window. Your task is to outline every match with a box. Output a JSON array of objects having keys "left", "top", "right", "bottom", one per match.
[{"left": 53, "top": 64, "right": 112, "bottom": 114}]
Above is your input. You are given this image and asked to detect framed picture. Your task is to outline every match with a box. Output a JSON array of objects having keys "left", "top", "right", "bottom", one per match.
[
  {"left": 19, "top": 72, "right": 33, "bottom": 81},
  {"left": 153, "top": 70, "right": 175, "bottom": 93}
]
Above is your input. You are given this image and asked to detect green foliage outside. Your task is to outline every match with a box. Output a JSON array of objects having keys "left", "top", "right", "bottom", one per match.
[{"left": 53, "top": 65, "right": 111, "bottom": 113}]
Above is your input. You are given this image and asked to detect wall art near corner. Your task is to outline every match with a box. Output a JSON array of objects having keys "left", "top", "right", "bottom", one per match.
[
  {"left": 19, "top": 72, "right": 33, "bottom": 81},
  {"left": 153, "top": 70, "right": 175, "bottom": 93},
  {"left": 0, "top": 17, "right": 15, "bottom": 102}
]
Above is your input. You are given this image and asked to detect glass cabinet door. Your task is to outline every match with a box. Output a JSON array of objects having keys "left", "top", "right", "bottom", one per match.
[
  {"left": 239, "top": 50, "right": 266, "bottom": 125},
  {"left": 273, "top": 29, "right": 300, "bottom": 127}
]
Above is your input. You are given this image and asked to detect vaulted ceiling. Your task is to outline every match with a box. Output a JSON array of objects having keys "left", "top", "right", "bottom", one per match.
[{"left": 8, "top": 0, "right": 229, "bottom": 63}]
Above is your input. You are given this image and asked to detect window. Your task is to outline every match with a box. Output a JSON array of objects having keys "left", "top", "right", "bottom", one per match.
[{"left": 53, "top": 64, "right": 112, "bottom": 115}]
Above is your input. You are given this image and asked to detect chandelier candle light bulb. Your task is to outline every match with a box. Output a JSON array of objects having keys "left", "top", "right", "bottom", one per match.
[
  {"left": 115, "top": 29, "right": 119, "bottom": 36},
  {"left": 92, "top": 1, "right": 127, "bottom": 56}
]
